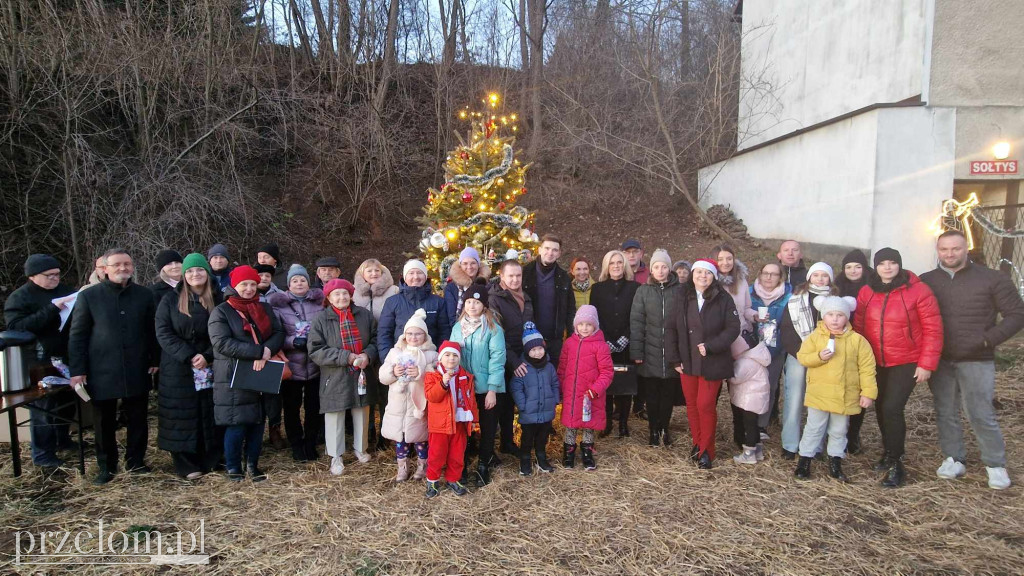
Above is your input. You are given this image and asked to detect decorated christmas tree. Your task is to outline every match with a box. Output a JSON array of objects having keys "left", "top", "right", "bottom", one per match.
[{"left": 417, "top": 93, "right": 539, "bottom": 292}]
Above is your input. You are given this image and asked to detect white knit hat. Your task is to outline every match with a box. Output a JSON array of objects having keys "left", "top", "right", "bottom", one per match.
[
  {"left": 403, "top": 308, "right": 429, "bottom": 337},
  {"left": 813, "top": 295, "right": 857, "bottom": 319},
  {"left": 403, "top": 259, "right": 428, "bottom": 280},
  {"left": 807, "top": 261, "right": 834, "bottom": 283}
]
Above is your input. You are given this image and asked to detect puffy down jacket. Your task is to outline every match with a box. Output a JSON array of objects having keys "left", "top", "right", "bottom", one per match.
[
  {"left": 510, "top": 356, "right": 561, "bottom": 425},
  {"left": 853, "top": 271, "right": 943, "bottom": 370},
  {"left": 557, "top": 330, "right": 614, "bottom": 430},
  {"left": 797, "top": 323, "right": 878, "bottom": 415},
  {"left": 728, "top": 339, "right": 771, "bottom": 414}
]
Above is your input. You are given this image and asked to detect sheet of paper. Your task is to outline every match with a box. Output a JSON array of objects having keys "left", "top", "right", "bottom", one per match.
[{"left": 52, "top": 292, "right": 79, "bottom": 331}]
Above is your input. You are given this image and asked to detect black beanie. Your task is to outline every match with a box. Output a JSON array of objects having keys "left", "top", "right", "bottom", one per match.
[
  {"left": 872, "top": 247, "right": 902, "bottom": 268},
  {"left": 842, "top": 249, "right": 869, "bottom": 268},
  {"left": 254, "top": 264, "right": 276, "bottom": 275},
  {"left": 155, "top": 249, "right": 183, "bottom": 271},
  {"left": 24, "top": 254, "right": 60, "bottom": 277},
  {"left": 257, "top": 243, "right": 280, "bottom": 263}
]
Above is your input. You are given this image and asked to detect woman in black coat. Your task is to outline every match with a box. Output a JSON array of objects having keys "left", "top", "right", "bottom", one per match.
[
  {"left": 589, "top": 250, "right": 640, "bottom": 438},
  {"left": 155, "top": 254, "right": 223, "bottom": 479},
  {"left": 665, "top": 259, "right": 740, "bottom": 469},
  {"left": 209, "top": 265, "right": 285, "bottom": 482}
]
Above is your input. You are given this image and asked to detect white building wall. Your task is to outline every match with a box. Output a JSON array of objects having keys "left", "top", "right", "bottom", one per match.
[
  {"left": 739, "top": 0, "right": 928, "bottom": 149},
  {"left": 871, "top": 107, "right": 957, "bottom": 271},
  {"left": 700, "top": 107, "right": 957, "bottom": 273}
]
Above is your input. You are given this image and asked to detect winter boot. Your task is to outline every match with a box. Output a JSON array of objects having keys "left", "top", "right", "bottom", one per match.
[
  {"left": 413, "top": 458, "right": 428, "bottom": 480},
  {"left": 449, "top": 480, "right": 468, "bottom": 496},
  {"left": 829, "top": 456, "right": 849, "bottom": 483},
  {"left": 754, "top": 443, "right": 765, "bottom": 462},
  {"left": 268, "top": 425, "right": 287, "bottom": 450},
  {"left": 395, "top": 458, "right": 410, "bottom": 482},
  {"left": 562, "top": 443, "right": 577, "bottom": 469},
  {"left": 648, "top": 425, "right": 660, "bottom": 447},
  {"left": 581, "top": 443, "right": 597, "bottom": 471},
  {"left": 881, "top": 456, "right": 905, "bottom": 488},
  {"left": 794, "top": 456, "right": 812, "bottom": 480},
  {"left": 846, "top": 435, "right": 862, "bottom": 456},
  {"left": 618, "top": 419, "right": 630, "bottom": 439},
  {"left": 425, "top": 480, "right": 441, "bottom": 499},
  {"left": 697, "top": 451, "right": 713, "bottom": 470},
  {"left": 662, "top": 427, "right": 674, "bottom": 447},
  {"left": 536, "top": 450, "right": 554, "bottom": 473},
  {"left": 733, "top": 445, "right": 758, "bottom": 465},
  {"left": 873, "top": 451, "right": 893, "bottom": 472},
  {"left": 519, "top": 453, "right": 533, "bottom": 476},
  {"left": 600, "top": 417, "right": 613, "bottom": 438},
  {"left": 475, "top": 463, "right": 491, "bottom": 487},
  {"left": 246, "top": 463, "right": 267, "bottom": 482}
]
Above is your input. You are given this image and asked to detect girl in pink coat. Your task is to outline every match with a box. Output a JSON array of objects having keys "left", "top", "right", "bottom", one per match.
[{"left": 558, "top": 305, "right": 614, "bottom": 470}]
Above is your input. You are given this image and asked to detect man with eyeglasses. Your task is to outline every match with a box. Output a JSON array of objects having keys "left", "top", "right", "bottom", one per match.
[
  {"left": 69, "top": 248, "right": 159, "bottom": 484},
  {"left": 3, "top": 254, "right": 77, "bottom": 472}
]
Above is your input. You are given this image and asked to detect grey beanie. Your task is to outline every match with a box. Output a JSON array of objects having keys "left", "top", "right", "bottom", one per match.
[{"left": 287, "top": 263, "right": 310, "bottom": 285}]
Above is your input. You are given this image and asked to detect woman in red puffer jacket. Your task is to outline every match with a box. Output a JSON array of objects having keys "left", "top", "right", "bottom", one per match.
[{"left": 853, "top": 247, "right": 943, "bottom": 488}]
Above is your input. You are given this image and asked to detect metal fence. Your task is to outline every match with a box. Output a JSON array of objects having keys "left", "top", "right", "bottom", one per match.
[{"left": 974, "top": 204, "right": 1024, "bottom": 294}]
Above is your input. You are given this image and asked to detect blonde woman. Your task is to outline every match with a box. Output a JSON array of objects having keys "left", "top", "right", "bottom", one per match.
[{"left": 590, "top": 250, "right": 639, "bottom": 438}]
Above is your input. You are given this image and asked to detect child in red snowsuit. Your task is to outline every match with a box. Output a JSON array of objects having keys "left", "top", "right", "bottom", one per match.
[{"left": 423, "top": 340, "right": 479, "bottom": 498}]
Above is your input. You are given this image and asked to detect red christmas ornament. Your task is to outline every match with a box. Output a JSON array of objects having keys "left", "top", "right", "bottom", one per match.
[
  {"left": 427, "top": 193, "right": 434, "bottom": 203},
  {"left": 462, "top": 192, "right": 473, "bottom": 203},
  {"left": 497, "top": 202, "right": 506, "bottom": 210},
  {"left": 485, "top": 121, "right": 495, "bottom": 138},
  {"left": 459, "top": 151, "right": 469, "bottom": 160},
  {"left": 520, "top": 187, "right": 527, "bottom": 195}
]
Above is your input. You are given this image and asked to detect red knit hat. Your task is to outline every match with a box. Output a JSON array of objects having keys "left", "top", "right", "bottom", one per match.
[
  {"left": 324, "top": 278, "right": 356, "bottom": 299},
  {"left": 229, "top": 265, "right": 260, "bottom": 288}
]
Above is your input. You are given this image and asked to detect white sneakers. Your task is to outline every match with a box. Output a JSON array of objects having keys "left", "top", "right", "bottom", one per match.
[
  {"left": 936, "top": 457, "right": 1012, "bottom": 490},
  {"left": 355, "top": 450, "right": 371, "bottom": 464},
  {"left": 986, "top": 467, "right": 1011, "bottom": 490},
  {"left": 330, "top": 456, "right": 345, "bottom": 476},
  {"left": 936, "top": 457, "right": 966, "bottom": 479}
]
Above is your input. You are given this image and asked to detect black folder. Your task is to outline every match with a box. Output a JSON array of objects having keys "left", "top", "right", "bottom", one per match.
[{"left": 230, "top": 359, "right": 285, "bottom": 394}]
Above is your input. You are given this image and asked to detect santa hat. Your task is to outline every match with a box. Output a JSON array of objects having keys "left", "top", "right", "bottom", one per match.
[
  {"left": 691, "top": 258, "right": 718, "bottom": 275},
  {"left": 438, "top": 340, "right": 462, "bottom": 360}
]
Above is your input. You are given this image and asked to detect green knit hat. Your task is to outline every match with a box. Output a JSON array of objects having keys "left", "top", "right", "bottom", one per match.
[{"left": 181, "top": 252, "right": 212, "bottom": 275}]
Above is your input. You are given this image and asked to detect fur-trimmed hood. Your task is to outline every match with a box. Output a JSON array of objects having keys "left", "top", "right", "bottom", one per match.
[
  {"left": 717, "top": 259, "right": 749, "bottom": 287},
  {"left": 447, "top": 260, "right": 492, "bottom": 288},
  {"left": 355, "top": 264, "right": 397, "bottom": 298}
]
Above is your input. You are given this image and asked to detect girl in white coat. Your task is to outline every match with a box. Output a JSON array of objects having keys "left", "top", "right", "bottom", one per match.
[{"left": 379, "top": 309, "right": 437, "bottom": 481}]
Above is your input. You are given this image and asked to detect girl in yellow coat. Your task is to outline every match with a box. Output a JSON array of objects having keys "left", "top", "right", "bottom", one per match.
[{"left": 794, "top": 296, "right": 877, "bottom": 482}]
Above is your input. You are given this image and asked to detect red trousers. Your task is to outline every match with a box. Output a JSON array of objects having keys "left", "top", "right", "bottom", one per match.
[
  {"left": 426, "top": 430, "right": 468, "bottom": 483},
  {"left": 680, "top": 374, "right": 723, "bottom": 460}
]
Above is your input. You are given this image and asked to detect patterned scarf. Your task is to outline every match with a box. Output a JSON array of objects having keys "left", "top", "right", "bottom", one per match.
[
  {"left": 459, "top": 315, "right": 483, "bottom": 339},
  {"left": 227, "top": 294, "right": 272, "bottom": 342},
  {"left": 786, "top": 284, "right": 831, "bottom": 341},
  {"left": 333, "top": 305, "right": 363, "bottom": 373},
  {"left": 572, "top": 278, "right": 591, "bottom": 293}
]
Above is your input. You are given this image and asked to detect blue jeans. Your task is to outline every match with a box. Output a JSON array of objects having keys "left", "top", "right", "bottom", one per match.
[
  {"left": 223, "top": 424, "right": 263, "bottom": 471},
  {"left": 929, "top": 360, "right": 1005, "bottom": 468},
  {"left": 781, "top": 354, "right": 807, "bottom": 452}
]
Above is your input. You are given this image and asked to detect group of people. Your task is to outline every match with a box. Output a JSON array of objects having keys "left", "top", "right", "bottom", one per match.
[{"left": 3, "top": 232, "right": 1021, "bottom": 496}]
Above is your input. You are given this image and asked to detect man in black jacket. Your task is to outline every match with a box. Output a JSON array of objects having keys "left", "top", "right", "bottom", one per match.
[
  {"left": 257, "top": 242, "right": 289, "bottom": 290},
  {"left": 69, "top": 249, "right": 158, "bottom": 484},
  {"left": 920, "top": 230, "right": 1024, "bottom": 490},
  {"left": 488, "top": 260, "right": 535, "bottom": 461},
  {"left": 3, "top": 254, "right": 77, "bottom": 470},
  {"left": 521, "top": 233, "right": 575, "bottom": 365}
]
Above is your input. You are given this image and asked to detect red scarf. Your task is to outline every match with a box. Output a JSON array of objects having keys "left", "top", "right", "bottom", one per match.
[
  {"left": 332, "top": 306, "right": 363, "bottom": 371},
  {"left": 227, "top": 295, "right": 272, "bottom": 342}
]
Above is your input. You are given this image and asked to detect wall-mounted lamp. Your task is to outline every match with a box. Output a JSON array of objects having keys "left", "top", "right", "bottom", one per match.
[{"left": 993, "top": 141, "right": 1011, "bottom": 160}]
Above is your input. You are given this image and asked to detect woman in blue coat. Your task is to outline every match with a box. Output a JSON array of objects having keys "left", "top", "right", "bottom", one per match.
[
  {"left": 510, "top": 323, "right": 560, "bottom": 476},
  {"left": 377, "top": 260, "right": 451, "bottom": 361},
  {"left": 449, "top": 283, "right": 506, "bottom": 486}
]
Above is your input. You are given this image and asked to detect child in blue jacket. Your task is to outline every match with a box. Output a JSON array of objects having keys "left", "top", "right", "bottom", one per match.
[{"left": 510, "top": 323, "right": 561, "bottom": 476}]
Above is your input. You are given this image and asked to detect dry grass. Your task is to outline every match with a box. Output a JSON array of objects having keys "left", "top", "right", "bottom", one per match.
[{"left": 2, "top": 341, "right": 1023, "bottom": 576}]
